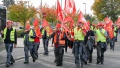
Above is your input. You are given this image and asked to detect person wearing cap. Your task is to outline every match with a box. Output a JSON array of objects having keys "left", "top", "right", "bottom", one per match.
[
  {"left": 41, "top": 12, "right": 50, "bottom": 56},
  {"left": 74, "top": 22, "right": 86, "bottom": 68},
  {"left": 95, "top": 23, "right": 107, "bottom": 64},
  {"left": 85, "top": 24, "right": 95, "bottom": 63},
  {"left": 51, "top": 23, "right": 65, "bottom": 66},
  {"left": 23, "top": 25, "right": 37, "bottom": 64},
  {"left": 33, "top": 27, "right": 42, "bottom": 59},
  {"left": 1, "top": 20, "right": 17, "bottom": 67}
]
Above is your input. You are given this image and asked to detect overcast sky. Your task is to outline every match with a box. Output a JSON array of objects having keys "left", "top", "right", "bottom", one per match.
[{"left": 0, "top": 0, "right": 94, "bottom": 15}]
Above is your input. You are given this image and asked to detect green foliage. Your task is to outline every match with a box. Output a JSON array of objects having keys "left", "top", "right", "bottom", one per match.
[
  {"left": 8, "top": 1, "right": 37, "bottom": 29},
  {"left": 17, "top": 30, "right": 24, "bottom": 38},
  {"left": 92, "top": 0, "right": 120, "bottom": 22}
]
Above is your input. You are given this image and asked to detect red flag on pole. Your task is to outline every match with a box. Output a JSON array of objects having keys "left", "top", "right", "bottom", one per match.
[
  {"left": 33, "top": 18, "right": 41, "bottom": 37},
  {"left": 64, "top": 0, "right": 76, "bottom": 14},
  {"left": 42, "top": 19, "right": 53, "bottom": 35},
  {"left": 78, "top": 11, "right": 89, "bottom": 32},
  {"left": 104, "top": 17, "right": 111, "bottom": 24},
  {"left": 104, "top": 20, "right": 114, "bottom": 39},
  {"left": 33, "top": 18, "right": 39, "bottom": 26},
  {"left": 116, "top": 18, "right": 120, "bottom": 28},
  {"left": 57, "top": 0, "right": 64, "bottom": 22},
  {"left": 63, "top": 16, "right": 74, "bottom": 31}
]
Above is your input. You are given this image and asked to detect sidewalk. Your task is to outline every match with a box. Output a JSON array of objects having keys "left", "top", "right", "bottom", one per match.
[{"left": 0, "top": 38, "right": 54, "bottom": 64}]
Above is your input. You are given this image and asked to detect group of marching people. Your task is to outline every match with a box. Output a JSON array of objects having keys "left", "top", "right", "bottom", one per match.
[
  {"left": 49, "top": 21, "right": 119, "bottom": 68},
  {"left": 0, "top": 15, "right": 119, "bottom": 68}
]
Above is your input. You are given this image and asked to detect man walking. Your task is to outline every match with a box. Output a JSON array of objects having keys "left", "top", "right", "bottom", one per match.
[
  {"left": 74, "top": 22, "right": 86, "bottom": 68},
  {"left": 23, "top": 25, "right": 37, "bottom": 64},
  {"left": 95, "top": 23, "right": 107, "bottom": 64},
  {"left": 1, "top": 20, "right": 17, "bottom": 67}
]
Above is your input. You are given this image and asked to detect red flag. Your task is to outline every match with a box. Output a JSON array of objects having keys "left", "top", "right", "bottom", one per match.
[
  {"left": 104, "top": 20, "right": 114, "bottom": 39},
  {"left": 104, "top": 17, "right": 111, "bottom": 24},
  {"left": 64, "top": 0, "right": 76, "bottom": 14},
  {"left": 78, "top": 11, "right": 89, "bottom": 32},
  {"left": 116, "top": 18, "right": 120, "bottom": 28},
  {"left": 35, "top": 27, "right": 42, "bottom": 37},
  {"left": 42, "top": 19, "right": 49, "bottom": 27},
  {"left": 57, "top": 0, "right": 64, "bottom": 22},
  {"left": 33, "top": 18, "right": 41, "bottom": 37},
  {"left": 63, "top": 16, "right": 74, "bottom": 31},
  {"left": 116, "top": 18, "right": 120, "bottom": 24},
  {"left": 42, "top": 19, "right": 53, "bottom": 35},
  {"left": 33, "top": 18, "right": 38, "bottom": 26}
]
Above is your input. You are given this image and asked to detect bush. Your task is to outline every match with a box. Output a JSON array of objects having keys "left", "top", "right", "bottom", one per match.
[{"left": 17, "top": 30, "right": 24, "bottom": 38}]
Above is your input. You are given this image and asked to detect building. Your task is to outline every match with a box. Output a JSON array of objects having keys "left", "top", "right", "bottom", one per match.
[
  {"left": 3, "top": 0, "right": 15, "bottom": 7},
  {"left": 0, "top": 6, "right": 7, "bottom": 30}
]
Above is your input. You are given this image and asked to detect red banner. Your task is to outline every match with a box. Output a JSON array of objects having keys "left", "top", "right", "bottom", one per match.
[{"left": 42, "top": 19, "right": 53, "bottom": 35}]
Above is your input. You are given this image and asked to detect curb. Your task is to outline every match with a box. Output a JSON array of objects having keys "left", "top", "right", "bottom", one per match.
[{"left": 0, "top": 49, "right": 54, "bottom": 65}]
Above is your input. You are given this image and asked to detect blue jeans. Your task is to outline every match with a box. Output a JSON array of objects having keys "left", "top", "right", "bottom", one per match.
[
  {"left": 74, "top": 41, "right": 84, "bottom": 66},
  {"left": 33, "top": 42, "right": 40, "bottom": 58},
  {"left": 42, "top": 38, "right": 49, "bottom": 54},
  {"left": 5, "top": 43, "right": 14, "bottom": 64},
  {"left": 97, "top": 42, "right": 107, "bottom": 63},
  {"left": 24, "top": 43, "right": 37, "bottom": 62}
]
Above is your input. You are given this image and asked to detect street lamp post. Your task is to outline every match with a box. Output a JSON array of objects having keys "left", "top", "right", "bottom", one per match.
[
  {"left": 41, "top": 0, "right": 42, "bottom": 9},
  {"left": 61, "top": 0, "right": 62, "bottom": 8},
  {"left": 83, "top": 3, "right": 86, "bottom": 15}
]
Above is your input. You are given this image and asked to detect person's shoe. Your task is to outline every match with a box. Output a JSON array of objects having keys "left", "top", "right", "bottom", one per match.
[
  {"left": 54, "top": 60, "right": 57, "bottom": 63},
  {"left": 56, "top": 63, "right": 62, "bottom": 66},
  {"left": 24, "top": 61, "right": 29, "bottom": 64},
  {"left": 6, "top": 63, "right": 10, "bottom": 67},
  {"left": 33, "top": 59, "right": 36, "bottom": 62},
  {"left": 43, "top": 53, "right": 46, "bottom": 55},
  {"left": 84, "top": 61, "right": 87, "bottom": 64},
  {"left": 81, "top": 62, "right": 83, "bottom": 67},
  {"left": 96, "top": 61, "right": 100, "bottom": 64},
  {"left": 89, "top": 61, "right": 92, "bottom": 63},
  {"left": 10, "top": 60, "right": 15, "bottom": 65},
  {"left": 101, "top": 61, "right": 104, "bottom": 64}
]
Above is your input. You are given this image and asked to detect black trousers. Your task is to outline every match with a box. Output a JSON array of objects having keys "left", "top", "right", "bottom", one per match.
[
  {"left": 96, "top": 42, "right": 107, "bottom": 63},
  {"left": 54, "top": 46, "right": 64, "bottom": 65}
]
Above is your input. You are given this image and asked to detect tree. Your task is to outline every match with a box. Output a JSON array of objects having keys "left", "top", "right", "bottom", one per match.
[
  {"left": 85, "top": 14, "right": 96, "bottom": 24},
  {"left": 39, "top": 4, "right": 57, "bottom": 26},
  {"left": 8, "top": 1, "right": 37, "bottom": 29},
  {"left": 91, "top": 0, "right": 120, "bottom": 22}
]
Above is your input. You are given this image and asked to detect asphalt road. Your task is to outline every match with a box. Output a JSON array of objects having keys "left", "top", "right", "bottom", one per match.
[{"left": 0, "top": 35, "right": 120, "bottom": 68}]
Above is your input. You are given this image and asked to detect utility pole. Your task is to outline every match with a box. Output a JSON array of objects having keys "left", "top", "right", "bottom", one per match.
[
  {"left": 83, "top": 3, "right": 86, "bottom": 15},
  {"left": 41, "top": 0, "right": 42, "bottom": 9}
]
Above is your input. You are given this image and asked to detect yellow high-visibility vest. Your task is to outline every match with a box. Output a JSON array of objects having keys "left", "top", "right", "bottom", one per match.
[
  {"left": 74, "top": 27, "right": 84, "bottom": 41},
  {"left": 24, "top": 29, "right": 34, "bottom": 42},
  {"left": 96, "top": 29, "right": 106, "bottom": 42},
  {"left": 3, "top": 27, "right": 15, "bottom": 41}
]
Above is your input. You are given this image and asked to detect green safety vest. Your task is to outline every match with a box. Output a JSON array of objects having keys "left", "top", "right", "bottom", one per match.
[
  {"left": 74, "top": 27, "right": 84, "bottom": 41},
  {"left": 90, "top": 26, "right": 93, "bottom": 31},
  {"left": 3, "top": 27, "right": 15, "bottom": 41},
  {"left": 24, "top": 29, "right": 34, "bottom": 42},
  {"left": 41, "top": 29, "right": 49, "bottom": 36},
  {"left": 114, "top": 27, "right": 117, "bottom": 36},
  {"left": 96, "top": 29, "right": 106, "bottom": 42}
]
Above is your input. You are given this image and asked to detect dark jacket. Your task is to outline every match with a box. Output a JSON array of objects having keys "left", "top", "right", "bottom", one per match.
[
  {"left": 23, "top": 29, "right": 36, "bottom": 45},
  {"left": 2, "top": 27, "right": 17, "bottom": 44},
  {"left": 84, "top": 30, "right": 94, "bottom": 45}
]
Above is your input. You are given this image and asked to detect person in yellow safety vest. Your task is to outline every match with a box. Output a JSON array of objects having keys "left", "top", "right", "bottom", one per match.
[
  {"left": 41, "top": 12, "right": 50, "bottom": 56},
  {"left": 23, "top": 25, "right": 37, "bottom": 64},
  {"left": 110, "top": 25, "right": 118, "bottom": 51},
  {"left": 95, "top": 23, "right": 108, "bottom": 64},
  {"left": 1, "top": 20, "right": 17, "bottom": 67},
  {"left": 74, "top": 22, "right": 86, "bottom": 68},
  {"left": 114, "top": 25, "right": 118, "bottom": 42},
  {"left": 41, "top": 28, "right": 50, "bottom": 55}
]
